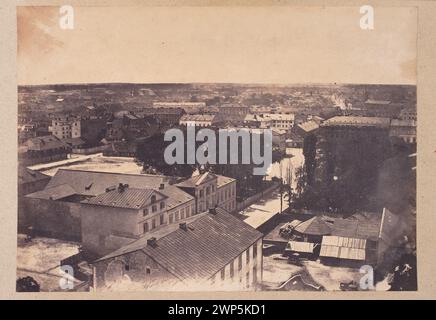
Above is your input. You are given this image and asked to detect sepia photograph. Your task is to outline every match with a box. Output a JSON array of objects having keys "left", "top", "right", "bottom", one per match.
[{"left": 15, "top": 4, "right": 417, "bottom": 293}]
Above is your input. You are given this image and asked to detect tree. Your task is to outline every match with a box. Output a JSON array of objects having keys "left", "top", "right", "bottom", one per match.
[
  {"left": 302, "top": 133, "right": 317, "bottom": 186},
  {"left": 16, "top": 276, "right": 40, "bottom": 292}
]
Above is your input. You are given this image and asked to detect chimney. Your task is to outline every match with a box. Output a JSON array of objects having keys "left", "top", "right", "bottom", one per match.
[
  {"left": 179, "top": 222, "right": 188, "bottom": 231},
  {"left": 209, "top": 206, "right": 217, "bottom": 215},
  {"left": 118, "top": 183, "right": 128, "bottom": 192},
  {"left": 147, "top": 237, "right": 157, "bottom": 248},
  {"left": 159, "top": 183, "right": 165, "bottom": 190}
]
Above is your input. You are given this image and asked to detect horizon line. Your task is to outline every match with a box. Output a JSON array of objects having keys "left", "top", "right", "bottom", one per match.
[{"left": 17, "top": 81, "right": 417, "bottom": 87}]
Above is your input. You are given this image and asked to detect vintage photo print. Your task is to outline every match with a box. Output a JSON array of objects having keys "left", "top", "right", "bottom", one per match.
[{"left": 16, "top": 4, "right": 417, "bottom": 293}]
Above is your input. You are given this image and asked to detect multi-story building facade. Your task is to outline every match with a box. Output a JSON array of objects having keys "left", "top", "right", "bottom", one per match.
[
  {"left": 49, "top": 115, "right": 81, "bottom": 140},
  {"left": 91, "top": 207, "right": 263, "bottom": 291},
  {"left": 176, "top": 172, "right": 237, "bottom": 214},
  {"left": 179, "top": 114, "right": 216, "bottom": 127},
  {"left": 244, "top": 113, "right": 294, "bottom": 131},
  {"left": 389, "top": 119, "right": 417, "bottom": 144},
  {"left": 24, "top": 169, "right": 236, "bottom": 257},
  {"left": 138, "top": 107, "right": 185, "bottom": 125}
]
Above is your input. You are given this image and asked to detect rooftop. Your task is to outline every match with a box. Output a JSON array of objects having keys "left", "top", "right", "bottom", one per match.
[
  {"left": 27, "top": 183, "right": 77, "bottom": 201},
  {"left": 95, "top": 208, "right": 263, "bottom": 282},
  {"left": 18, "top": 166, "right": 51, "bottom": 185},
  {"left": 25, "top": 135, "right": 67, "bottom": 151},
  {"left": 216, "top": 174, "right": 236, "bottom": 188},
  {"left": 294, "top": 216, "right": 332, "bottom": 236},
  {"left": 390, "top": 119, "right": 417, "bottom": 127},
  {"left": 365, "top": 99, "right": 391, "bottom": 105},
  {"left": 176, "top": 172, "right": 217, "bottom": 188},
  {"left": 45, "top": 169, "right": 169, "bottom": 197},
  {"left": 180, "top": 114, "right": 215, "bottom": 122},
  {"left": 34, "top": 169, "right": 195, "bottom": 209},
  {"left": 322, "top": 116, "right": 391, "bottom": 128},
  {"left": 297, "top": 120, "right": 319, "bottom": 133},
  {"left": 319, "top": 235, "right": 367, "bottom": 261},
  {"left": 82, "top": 187, "right": 166, "bottom": 210}
]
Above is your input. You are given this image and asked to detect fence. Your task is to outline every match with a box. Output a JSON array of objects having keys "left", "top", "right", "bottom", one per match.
[
  {"left": 72, "top": 145, "right": 109, "bottom": 155},
  {"left": 235, "top": 182, "right": 280, "bottom": 212}
]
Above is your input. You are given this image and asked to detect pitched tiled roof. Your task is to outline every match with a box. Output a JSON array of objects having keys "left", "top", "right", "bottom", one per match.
[
  {"left": 294, "top": 216, "right": 332, "bottom": 236},
  {"left": 46, "top": 169, "right": 169, "bottom": 196},
  {"left": 18, "top": 166, "right": 51, "bottom": 185},
  {"left": 27, "top": 183, "right": 77, "bottom": 200},
  {"left": 95, "top": 208, "right": 263, "bottom": 282},
  {"left": 61, "top": 137, "right": 86, "bottom": 148},
  {"left": 162, "top": 185, "right": 195, "bottom": 210},
  {"left": 298, "top": 120, "right": 319, "bottom": 133},
  {"left": 26, "top": 135, "right": 67, "bottom": 151},
  {"left": 82, "top": 187, "right": 166, "bottom": 209},
  {"left": 216, "top": 175, "right": 235, "bottom": 188},
  {"left": 330, "top": 215, "right": 381, "bottom": 240},
  {"left": 176, "top": 172, "right": 217, "bottom": 188},
  {"left": 42, "top": 169, "right": 195, "bottom": 209}
]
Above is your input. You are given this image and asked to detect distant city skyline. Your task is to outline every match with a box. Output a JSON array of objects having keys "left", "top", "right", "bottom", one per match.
[{"left": 17, "top": 6, "right": 417, "bottom": 86}]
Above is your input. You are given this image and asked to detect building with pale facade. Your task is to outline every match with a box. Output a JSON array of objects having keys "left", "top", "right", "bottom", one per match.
[
  {"left": 91, "top": 207, "right": 263, "bottom": 291},
  {"left": 49, "top": 115, "right": 81, "bottom": 140}
]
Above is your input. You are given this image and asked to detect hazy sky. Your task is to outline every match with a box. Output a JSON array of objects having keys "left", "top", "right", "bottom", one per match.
[{"left": 17, "top": 6, "right": 417, "bottom": 85}]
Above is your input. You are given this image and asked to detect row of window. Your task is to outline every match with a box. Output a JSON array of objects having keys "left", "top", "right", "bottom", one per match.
[
  {"left": 168, "top": 205, "right": 194, "bottom": 224},
  {"left": 221, "top": 200, "right": 236, "bottom": 212},
  {"left": 199, "top": 184, "right": 216, "bottom": 198},
  {"left": 217, "top": 245, "right": 259, "bottom": 287},
  {"left": 218, "top": 186, "right": 235, "bottom": 203},
  {"left": 142, "top": 201, "right": 165, "bottom": 216},
  {"left": 142, "top": 204, "right": 194, "bottom": 234}
]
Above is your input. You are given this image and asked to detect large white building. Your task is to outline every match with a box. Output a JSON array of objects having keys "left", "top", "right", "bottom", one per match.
[
  {"left": 179, "top": 114, "right": 216, "bottom": 127},
  {"left": 244, "top": 113, "right": 295, "bottom": 130},
  {"left": 49, "top": 115, "right": 81, "bottom": 139}
]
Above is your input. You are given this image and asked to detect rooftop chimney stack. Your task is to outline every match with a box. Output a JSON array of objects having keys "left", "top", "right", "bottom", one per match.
[
  {"left": 179, "top": 222, "right": 188, "bottom": 231},
  {"left": 209, "top": 206, "right": 217, "bottom": 215},
  {"left": 147, "top": 237, "right": 157, "bottom": 248},
  {"left": 159, "top": 183, "right": 165, "bottom": 190}
]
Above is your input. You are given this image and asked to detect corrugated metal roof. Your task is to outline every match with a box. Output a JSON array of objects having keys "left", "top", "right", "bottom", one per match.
[
  {"left": 286, "top": 241, "right": 316, "bottom": 253},
  {"left": 320, "top": 235, "right": 367, "bottom": 261},
  {"left": 95, "top": 208, "right": 263, "bottom": 282}
]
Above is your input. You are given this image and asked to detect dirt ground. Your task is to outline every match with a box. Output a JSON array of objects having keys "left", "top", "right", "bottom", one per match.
[
  {"left": 16, "top": 235, "right": 82, "bottom": 292},
  {"left": 262, "top": 253, "right": 361, "bottom": 291}
]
